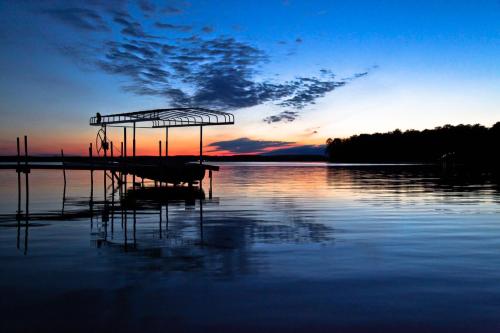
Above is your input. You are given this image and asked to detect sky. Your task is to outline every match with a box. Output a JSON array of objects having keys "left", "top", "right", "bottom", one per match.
[{"left": 0, "top": 0, "right": 499, "bottom": 155}]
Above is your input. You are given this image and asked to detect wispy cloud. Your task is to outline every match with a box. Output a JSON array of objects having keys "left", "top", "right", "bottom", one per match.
[
  {"left": 138, "top": 0, "right": 156, "bottom": 14},
  {"left": 263, "top": 111, "right": 299, "bottom": 123},
  {"left": 207, "top": 137, "right": 325, "bottom": 155},
  {"left": 113, "top": 12, "right": 156, "bottom": 38},
  {"left": 43, "top": 7, "right": 109, "bottom": 31},
  {"left": 42, "top": 2, "right": 373, "bottom": 124},
  {"left": 263, "top": 144, "right": 325, "bottom": 155},
  {"left": 207, "top": 137, "right": 295, "bottom": 154},
  {"left": 201, "top": 25, "right": 214, "bottom": 33},
  {"left": 155, "top": 22, "right": 192, "bottom": 32},
  {"left": 161, "top": 6, "right": 184, "bottom": 15}
]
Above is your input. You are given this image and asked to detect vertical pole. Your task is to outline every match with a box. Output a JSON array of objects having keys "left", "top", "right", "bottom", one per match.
[
  {"left": 165, "top": 127, "right": 169, "bottom": 159},
  {"left": 61, "top": 149, "right": 66, "bottom": 214},
  {"left": 133, "top": 122, "right": 136, "bottom": 158},
  {"left": 133, "top": 122, "right": 136, "bottom": 189},
  {"left": 61, "top": 149, "right": 66, "bottom": 187},
  {"left": 157, "top": 140, "right": 162, "bottom": 187},
  {"left": 111, "top": 182, "right": 114, "bottom": 236},
  {"left": 123, "top": 126, "right": 128, "bottom": 194},
  {"left": 16, "top": 137, "right": 21, "bottom": 215},
  {"left": 24, "top": 136, "right": 29, "bottom": 255},
  {"left": 24, "top": 136, "right": 29, "bottom": 198},
  {"left": 111, "top": 141, "right": 114, "bottom": 195},
  {"left": 103, "top": 126, "right": 107, "bottom": 202},
  {"left": 89, "top": 142, "right": 93, "bottom": 229},
  {"left": 123, "top": 127, "right": 127, "bottom": 158},
  {"left": 103, "top": 125, "right": 107, "bottom": 158},
  {"left": 199, "top": 126, "right": 203, "bottom": 165},
  {"left": 89, "top": 143, "right": 93, "bottom": 203},
  {"left": 16, "top": 137, "right": 21, "bottom": 249},
  {"left": 120, "top": 141, "right": 123, "bottom": 199}
]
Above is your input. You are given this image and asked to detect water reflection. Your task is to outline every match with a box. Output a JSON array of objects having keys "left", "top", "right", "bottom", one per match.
[{"left": 1, "top": 164, "right": 500, "bottom": 332}]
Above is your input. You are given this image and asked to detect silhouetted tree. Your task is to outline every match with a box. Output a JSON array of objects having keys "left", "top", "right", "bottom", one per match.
[{"left": 326, "top": 122, "right": 500, "bottom": 164}]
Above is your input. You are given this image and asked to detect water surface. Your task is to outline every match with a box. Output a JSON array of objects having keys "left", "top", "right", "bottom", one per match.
[{"left": 1, "top": 163, "right": 499, "bottom": 332}]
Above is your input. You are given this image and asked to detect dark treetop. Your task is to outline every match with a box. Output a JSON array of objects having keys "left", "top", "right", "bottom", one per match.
[{"left": 326, "top": 122, "right": 500, "bottom": 164}]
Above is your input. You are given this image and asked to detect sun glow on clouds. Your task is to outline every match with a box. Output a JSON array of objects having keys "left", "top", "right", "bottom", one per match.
[{"left": 0, "top": 1, "right": 499, "bottom": 155}]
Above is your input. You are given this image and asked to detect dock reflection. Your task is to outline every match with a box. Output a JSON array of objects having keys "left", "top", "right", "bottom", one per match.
[{"left": 4, "top": 168, "right": 336, "bottom": 277}]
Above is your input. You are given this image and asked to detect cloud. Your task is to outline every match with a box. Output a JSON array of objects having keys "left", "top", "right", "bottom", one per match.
[
  {"left": 138, "top": 0, "right": 156, "bottom": 14},
  {"left": 161, "top": 6, "right": 183, "bottom": 15},
  {"left": 207, "top": 138, "right": 325, "bottom": 155},
  {"left": 42, "top": 3, "right": 373, "bottom": 123},
  {"left": 44, "top": 7, "right": 109, "bottom": 31},
  {"left": 276, "top": 76, "right": 347, "bottom": 109},
  {"left": 201, "top": 25, "right": 214, "bottom": 33},
  {"left": 155, "top": 22, "right": 192, "bottom": 32},
  {"left": 263, "top": 111, "right": 299, "bottom": 123},
  {"left": 113, "top": 12, "right": 155, "bottom": 38},
  {"left": 207, "top": 137, "right": 295, "bottom": 154},
  {"left": 263, "top": 144, "right": 325, "bottom": 155},
  {"left": 93, "top": 35, "right": 370, "bottom": 118}
]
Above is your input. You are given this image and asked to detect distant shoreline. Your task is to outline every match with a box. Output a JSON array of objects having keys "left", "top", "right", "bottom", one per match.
[
  {"left": 0, "top": 154, "right": 496, "bottom": 167},
  {"left": 0, "top": 154, "right": 326, "bottom": 163}
]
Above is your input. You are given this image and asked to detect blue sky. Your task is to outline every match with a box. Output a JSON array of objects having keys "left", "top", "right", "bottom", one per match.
[{"left": 0, "top": 0, "right": 499, "bottom": 155}]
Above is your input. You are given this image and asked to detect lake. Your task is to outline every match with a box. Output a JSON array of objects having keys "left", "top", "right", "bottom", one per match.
[{"left": 1, "top": 163, "right": 499, "bottom": 332}]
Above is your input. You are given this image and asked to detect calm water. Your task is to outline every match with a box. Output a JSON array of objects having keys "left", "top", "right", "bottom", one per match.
[{"left": 1, "top": 163, "right": 500, "bottom": 332}]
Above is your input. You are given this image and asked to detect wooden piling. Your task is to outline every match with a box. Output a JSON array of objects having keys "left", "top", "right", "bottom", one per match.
[
  {"left": 16, "top": 137, "right": 21, "bottom": 215},
  {"left": 61, "top": 149, "right": 66, "bottom": 186},
  {"left": 199, "top": 126, "right": 203, "bottom": 165},
  {"left": 133, "top": 122, "right": 136, "bottom": 189},
  {"left": 16, "top": 137, "right": 21, "bottom": 249},
  {"left": 103, "top": 127, "right": 107, "bottom": 202},
  {"left": 24, "top": 136, "right": 29, "bottom": 208},
  {"left": 157, "top": 140, "right": 162, "bottom": 187},
  {"left": 61, "top": 149, "right": 66, "bottom": 214},
  {"left": 165, "top": 127, "right": 169, "bottom": 159},
  {"left": 123, "top": 127, "right": 127, "bottom": 158},
  {"left": 24, "top": 135, "right": 29, "bottom": 254},
  {"left": 111, "top": 141, "right": 115, "bottom": 197},
  {"left": 89, "top": 143, "right": 93, "bottom": 203}
]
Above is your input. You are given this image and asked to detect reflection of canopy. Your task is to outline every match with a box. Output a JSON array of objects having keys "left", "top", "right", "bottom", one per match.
[{"left": 89, "top": 108, "right": 235, "bottom": 128}]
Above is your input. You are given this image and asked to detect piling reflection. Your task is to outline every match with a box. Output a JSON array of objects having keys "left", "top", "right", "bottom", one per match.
[
  {"left": 2, "top": 165, "right": 499, "bottom": 260},
  {"left": 2, "top": 167, "right": 341, "bottom": 274},
  {"left": 2, "top": 164, "right": 500, "bottom": 332}
]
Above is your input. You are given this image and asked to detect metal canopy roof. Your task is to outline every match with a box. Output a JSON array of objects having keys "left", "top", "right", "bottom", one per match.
[{"left": 89, "top": 107, "right": 234, "bottom": 128}]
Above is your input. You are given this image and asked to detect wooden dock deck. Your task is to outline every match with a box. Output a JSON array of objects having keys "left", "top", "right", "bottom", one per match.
[{"left": 0, "top": 159, "right": 218, "bottom": 185}]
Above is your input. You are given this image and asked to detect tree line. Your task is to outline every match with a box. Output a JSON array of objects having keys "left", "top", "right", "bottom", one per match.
[{"left": 326, "top": 122, "right": 500, "bottom": 164}]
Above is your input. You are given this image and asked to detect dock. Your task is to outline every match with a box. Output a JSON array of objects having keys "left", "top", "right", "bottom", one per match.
[
  {"left": 5, "top": 107, "right": 234, "bottom": 188},
  {"left": 2, "top": 107, "right": 235, "bottom": 255},
  {"left": 0, "top": 158, "right": 219, "bottom": 185}
]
